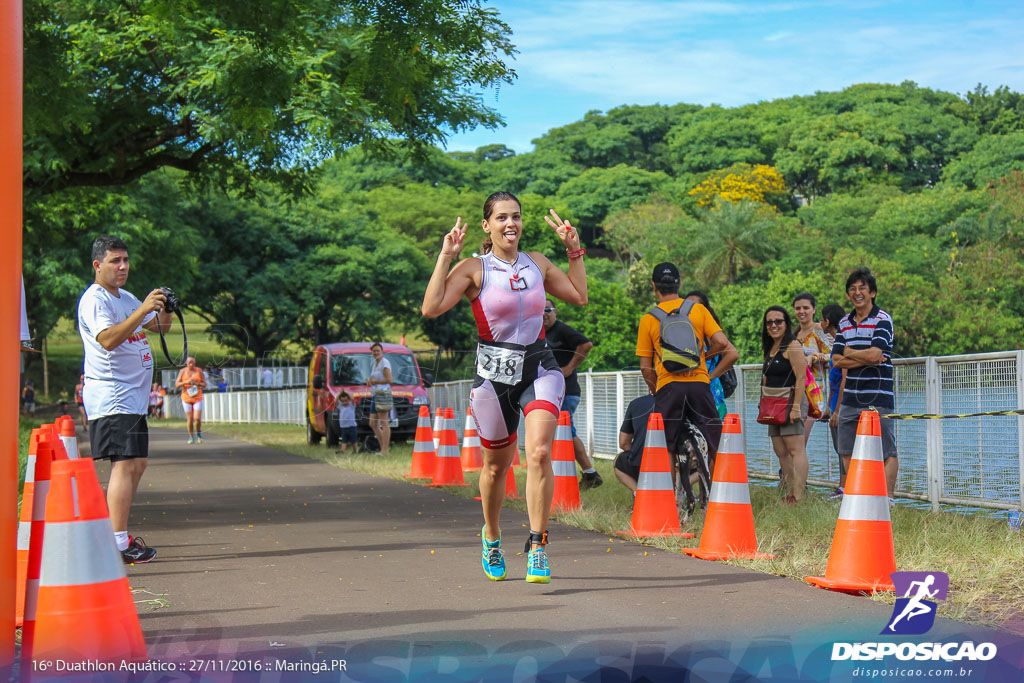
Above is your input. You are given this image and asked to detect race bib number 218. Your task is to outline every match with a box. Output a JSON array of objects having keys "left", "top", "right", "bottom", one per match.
[{"left": 476, "top": 344, "right": 525, "bottom": 386}]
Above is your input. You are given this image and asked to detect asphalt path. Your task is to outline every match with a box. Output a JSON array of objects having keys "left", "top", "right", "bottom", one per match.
[{"left": 75, "top": 425, "right": 1024, "bottom": 682}]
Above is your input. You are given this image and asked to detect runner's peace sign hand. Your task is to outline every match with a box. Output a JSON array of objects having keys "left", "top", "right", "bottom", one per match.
[
  {"left": 441, "top": 217, "right": 466, "bottom": 258},
  {"left": 544, "top": 210, "right": 581, "bottom": 250}
]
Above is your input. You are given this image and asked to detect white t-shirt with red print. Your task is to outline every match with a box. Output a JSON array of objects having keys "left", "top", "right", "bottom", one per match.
[{"left": 77, "top": 284, "right": 156, "bottom": 418}]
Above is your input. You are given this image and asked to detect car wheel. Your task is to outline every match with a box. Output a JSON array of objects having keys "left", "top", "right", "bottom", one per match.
[
  {"left": 306, "top": 413, "right": 322, "bottom": 445},
  {"left": 325, "top": 412, "right": 339, "bottom": 447}
]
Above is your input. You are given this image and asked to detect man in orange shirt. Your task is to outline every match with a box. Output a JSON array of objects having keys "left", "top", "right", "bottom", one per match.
[{"left": 636, "top": 263, "right": 738, "bottom": 475}]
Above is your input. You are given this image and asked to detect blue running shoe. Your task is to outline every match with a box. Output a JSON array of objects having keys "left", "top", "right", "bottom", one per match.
[
  {"left": 481, "top": 527, "right": 506, "bottom": 581},
  {"left": 526, "top": 547, "right": 550, "bottom": 584}
]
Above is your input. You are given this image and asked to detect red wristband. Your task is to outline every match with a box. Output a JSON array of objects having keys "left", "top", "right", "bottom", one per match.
[{"left": 566, "top": 247, "right": 586, "bottom": 259}]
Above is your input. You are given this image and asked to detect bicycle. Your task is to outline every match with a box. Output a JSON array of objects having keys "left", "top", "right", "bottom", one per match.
[{"left": 673, "top": 419, "right": 714, "bottom": 522}]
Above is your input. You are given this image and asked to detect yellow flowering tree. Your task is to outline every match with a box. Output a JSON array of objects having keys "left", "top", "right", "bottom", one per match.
[{"left": 688, "top": 163, "right": 788, "bottom": 209}]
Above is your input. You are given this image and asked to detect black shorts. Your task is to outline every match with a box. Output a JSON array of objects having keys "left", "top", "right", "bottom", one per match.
[
  {"left": 88, "top": 414, "right": 149, "bottom": 462},
  {"left": 470, "top": 340, "right": 564, "bottom": 449},
  {"left": 654, "top": 381, "right": 722, "bottom": 456},
  {"left": 614, "top": 451, "right": 641, "bottom": 481}
]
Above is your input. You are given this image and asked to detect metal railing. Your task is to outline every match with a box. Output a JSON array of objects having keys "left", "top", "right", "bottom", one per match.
[
  {"left": 164, "top": 388, "right": 306, "bottom": 425},
  {"left": 159, "top": 366, "right": 308, "bottom": 392},
  {"left": 429, "top": 351, "right": 1024, "bottom": 513}
]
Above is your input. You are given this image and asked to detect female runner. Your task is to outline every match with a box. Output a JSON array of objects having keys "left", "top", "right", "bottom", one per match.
[{"left": 422, "top": 191, "right": 588, "bottom": 583}]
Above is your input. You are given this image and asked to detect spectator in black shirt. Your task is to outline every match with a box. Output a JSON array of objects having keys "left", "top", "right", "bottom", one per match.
[{"left": 543, "top": 299, "right": 602, "bottom": 488}]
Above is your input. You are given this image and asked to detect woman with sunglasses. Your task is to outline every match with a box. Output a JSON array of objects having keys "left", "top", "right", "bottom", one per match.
[
  {"left": 760, "top": 306, "right": 808, "bottom": 502},
  {"left": 421, "top": 191, "right": 587, "bottom": 584}
]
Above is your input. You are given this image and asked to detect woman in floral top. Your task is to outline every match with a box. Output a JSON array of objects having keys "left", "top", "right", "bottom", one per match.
[{"left": 793, "top": 292, "right": 832, "bottom": 445}]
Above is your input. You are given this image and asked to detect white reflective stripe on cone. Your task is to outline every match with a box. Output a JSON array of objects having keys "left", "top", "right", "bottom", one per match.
[
  {"left": 61, "top": 435, "right": 79, "bottom": 459},
  {"left": 555, "top": 425, "right": 572, "bottom": 441},
  {"left": 17, "top": 520, "right": 30, "bottom": 550},
  {"left": 24, "top": 454, "right": 35, "bottom": 483},
  {"left": 437, "top": 446, "right": 459, "bottom": 458},
  {"left": 851, "top": 433, "right": 883, "bottom": 463},
  {"left": 39, "top": 519, "right": 126, "bottom": 587},
  {"left": 463, "top": 436, "right": 481, "bottom": 448},
  {"left": 838, "top": 494, "right": 891, "bottom": 522},
  {"left": 637, "top": 470, "right": 673, "bottom": 491},
  {"left": 23, "top": 578, "right": 39, "bottom": 619},
  {"left": 718, "top": 432, "right": 742, "bottom": 455},
  {"left": 552, "top": 460, "right": 576, "bottom": 477},
  {"left": 31, "top": 480, "right": 50, "bottom": 520},
  {"left": 644, "top": 429, "right": 667, "bottom": 450},
  {"left": 708, "top": 481, "right": 750, "bottom": 505},
  {"left": 413, "top": 442, "right": 434, "bottom": 453}
]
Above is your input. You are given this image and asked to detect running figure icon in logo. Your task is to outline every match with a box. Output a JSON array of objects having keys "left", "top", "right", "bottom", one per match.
[{"left": 884, "top": 571, "right": 949, "bottom": 635}]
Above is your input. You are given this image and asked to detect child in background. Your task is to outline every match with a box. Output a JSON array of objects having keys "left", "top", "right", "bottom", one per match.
[{"left": 335, "top": 391, "right": 358, "bottom": 454}]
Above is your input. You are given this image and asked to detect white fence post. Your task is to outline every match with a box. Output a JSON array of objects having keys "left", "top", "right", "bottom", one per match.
[
  {"left": 1018, "top": 350, "right": 1024, "bottom": 511},
  {"left": 737, "top": 366, "right": 748, "bottom": 459},
  {"left": 615, "top": 371, "right": 625, "bottom": 443},
  {"left": 586, "top": 368, "right": 595, "bottom": 457},
  {"left": 926, "top": 356, "right": 942, "bottom": 512}
]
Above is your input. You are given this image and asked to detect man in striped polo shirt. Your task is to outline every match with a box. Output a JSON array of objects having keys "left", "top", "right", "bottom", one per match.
[{"left": 830, "top": 267, "right": 898, "bottom": 501}]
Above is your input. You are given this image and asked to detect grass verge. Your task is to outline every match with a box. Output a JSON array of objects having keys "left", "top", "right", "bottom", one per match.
[{"left": 156, "top": 420, "right": 1024, "bottom": 633}]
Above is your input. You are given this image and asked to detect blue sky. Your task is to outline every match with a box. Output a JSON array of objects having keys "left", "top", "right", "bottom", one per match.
[{"left": 444, "top": 0, "right": 1024, "bottom": 153}]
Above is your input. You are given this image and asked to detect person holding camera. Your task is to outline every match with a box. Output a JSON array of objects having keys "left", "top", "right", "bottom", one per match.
[
  {"left": 77, "top": 235, "right": 173, "bottom": 564},
  {"left": 176, "top": 356, "right": 207, "bottom": 444}
]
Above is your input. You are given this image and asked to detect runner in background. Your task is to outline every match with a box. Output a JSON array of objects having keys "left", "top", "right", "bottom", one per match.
[
  {"left": 75, "top": 374, "right": 88, "bottom": 431},
  {"left": 176, "top": 356, "right": 207, "bottom": 444},
  {"left": 421, "top": 191, "right": 588, "bottom": 584}
]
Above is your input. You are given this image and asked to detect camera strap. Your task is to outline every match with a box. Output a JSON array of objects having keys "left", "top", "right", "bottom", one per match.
[{"left": 158, "top": 308, "right": 188, "bottom": 366}]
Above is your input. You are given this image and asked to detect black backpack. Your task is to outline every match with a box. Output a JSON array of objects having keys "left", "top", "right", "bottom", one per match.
[{"left": 647, "top": 301, "right": 701, "bottom": 373}]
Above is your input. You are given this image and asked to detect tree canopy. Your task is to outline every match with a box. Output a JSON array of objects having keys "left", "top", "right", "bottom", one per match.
[
  {"left": 22, "top": 17, "right": 1024, "bottom": 381},
  {"left": 24, "top": 0, "right": 517, "bottom": 195}
]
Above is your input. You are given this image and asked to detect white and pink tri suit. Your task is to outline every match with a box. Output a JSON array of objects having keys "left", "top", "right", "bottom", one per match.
[{"left": 469, "top": 251, "right": 565, "bottom": 449}]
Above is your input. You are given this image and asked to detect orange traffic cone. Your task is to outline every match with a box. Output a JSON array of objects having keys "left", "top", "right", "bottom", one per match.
[
  {"left": 428, "top": 408, "right": 468, "bottom": 487},
  {"left": 683, "top": 414, "right": 773, "bottom": 559},
  {"left": 16, "top": 428, "right": 44, "bottom": 628},
  {"left": 621, "top": 413, "right": 691, "bottom": 538},
  {"left": 58, "top": 415, "right": 80, "bottom": 459},
  {"left": 30, "top": 458, "right": 148, "bottom": 665},
  {"left": 431, "top": 407, "right": 444, "bottom": 452},
  {"left": 19, "top": 432, "right": 69, "bottom": 656},
  {"left": 460, "top": 407, "right": 484, "bottom": 472},
  {"left": 505, "top": 466, "right": 519, "bottom": 499},
  {"left": 551, "top": 411, "right": 581, "bottom": 512},
  {"left": 510, "top": 425, "right": 524, "bottom": 468},
  {"left": 18, "top": 431, "right": 68, "bottom": 639},
  {"left": 806, "top": 410, "right": 896, "bottom": 594},
  {"left": 474, "top": 462, "right": 519, "bottom": 502},
  {"left": 405, "top": 406, "right": 436, "bottom": 479}
]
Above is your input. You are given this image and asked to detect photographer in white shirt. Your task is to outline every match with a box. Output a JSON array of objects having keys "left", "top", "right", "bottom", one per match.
[{"left": 78, "top": 235, "right": 173, "bottom": 563}]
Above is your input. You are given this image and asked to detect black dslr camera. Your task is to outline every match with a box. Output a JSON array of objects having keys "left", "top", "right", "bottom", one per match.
[
  {"left": 160, "top": 286, "right": 181, "bottom": 314},
  {"left": 157, "top": 287, "right": 187, "bottom": 365}
]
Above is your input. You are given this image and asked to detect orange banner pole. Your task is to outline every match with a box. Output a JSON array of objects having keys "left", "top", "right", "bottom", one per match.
[{"left": 0, "top": 0, "right": 24, "bottom": 673}]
